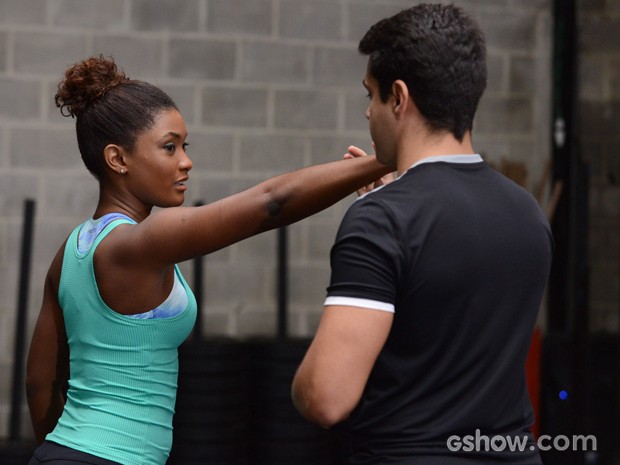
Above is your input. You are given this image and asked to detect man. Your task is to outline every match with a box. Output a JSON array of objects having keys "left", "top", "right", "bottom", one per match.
[{"left": 292, "top": 4, "right": 553, "bottom": 464}]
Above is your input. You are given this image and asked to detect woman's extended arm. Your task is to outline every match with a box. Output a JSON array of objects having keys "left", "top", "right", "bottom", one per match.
[
  {"left": 26, "top": 246, "right": 69, "bottom": 443},
  {"left": 119, "top": 155, "right": 392, "bottom": 267}
]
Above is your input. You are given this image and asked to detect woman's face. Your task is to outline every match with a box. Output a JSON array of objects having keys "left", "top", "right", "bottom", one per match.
[{"left": 125, "top": 109, "right": 192, "bottom": 209}]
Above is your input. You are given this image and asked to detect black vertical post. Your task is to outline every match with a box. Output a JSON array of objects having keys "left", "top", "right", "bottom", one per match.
[
  {"left": 617, "top": 271, "right": 620, "bottom": 465},
  {"left": 548, "top": 0, "right": 579, "bottom": 334},
  {"left": 10, "top": 199, "right": 36, "bottom": 441},
  {"left": 277, "top": 227, "right": 288, "bottom": 340},
  {"left": 617, "top": 240, "right": 620, "bottom": 465},
  {"left": 192, "top": 201, "right": 204, "bottom": 340},
  {"left": 544, "top": 1, "right": 588, "bottom": 465}
]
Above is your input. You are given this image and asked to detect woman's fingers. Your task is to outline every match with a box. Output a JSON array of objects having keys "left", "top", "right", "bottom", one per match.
[{"left": 342, "top": 144, "right": 381, "bottom": 196}]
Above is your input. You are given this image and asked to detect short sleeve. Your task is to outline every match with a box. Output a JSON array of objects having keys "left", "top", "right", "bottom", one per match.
[{"left": 326, "top": 197, "right": 402, "bottom": 312}]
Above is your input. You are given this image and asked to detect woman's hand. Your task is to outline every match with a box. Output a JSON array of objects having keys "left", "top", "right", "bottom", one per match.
[{"left": 343, "top": 144, "right": 395, "bottom": 196}]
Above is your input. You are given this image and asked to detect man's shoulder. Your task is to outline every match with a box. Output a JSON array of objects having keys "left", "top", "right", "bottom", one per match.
[{"left": 346, "top": 182, "right": 404, "bottom": 218}]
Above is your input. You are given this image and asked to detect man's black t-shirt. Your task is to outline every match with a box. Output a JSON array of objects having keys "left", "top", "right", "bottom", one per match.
[{"left": 326, "top": 156, "right": 553, "bottom": 464}]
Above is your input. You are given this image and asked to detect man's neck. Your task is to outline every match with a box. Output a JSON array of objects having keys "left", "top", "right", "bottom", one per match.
[{"left": 396, "top": 131, "right": 475, "bottom": 176}]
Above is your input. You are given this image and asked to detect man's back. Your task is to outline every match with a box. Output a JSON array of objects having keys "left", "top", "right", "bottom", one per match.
[
  {"left": 291, "top": 6, "right": 552, "bottom": 464},
  {"left": 328, "top": 159, "right": 553, "bottom": 464}
]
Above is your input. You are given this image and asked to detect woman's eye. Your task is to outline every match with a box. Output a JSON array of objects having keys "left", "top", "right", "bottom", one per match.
[
  {"left": 164, "top": 143, "right": 176, "bottom": 152},
  {"left": 182, "top": 142, "right": 189, "bottom": 151}
]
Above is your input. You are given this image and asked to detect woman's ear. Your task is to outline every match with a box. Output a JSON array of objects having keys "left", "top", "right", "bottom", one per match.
[{"left": 103, "top": 144, "right": 127, "bottom": 175}]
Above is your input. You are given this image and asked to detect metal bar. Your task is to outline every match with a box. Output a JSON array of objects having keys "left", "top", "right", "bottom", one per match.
[
  {"left": 9, "top": 199, "right": 36, "bottom": 441},
  {"left": 277, "top": 227, "right": 288, "bottom": 340},
  {"left": 547, "top": 2, "right": 588, "bottom": 464},
  {"left": 192, "top": 201, "right": 204, "bottom": 340}
]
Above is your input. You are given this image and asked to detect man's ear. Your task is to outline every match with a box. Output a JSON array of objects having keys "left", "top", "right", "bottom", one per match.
[
  {"left": 103, "top": 144, "right": 127, "bottom": 175},
  {"left": 391, "top": 80, "right": 410, "bottom": 115}
]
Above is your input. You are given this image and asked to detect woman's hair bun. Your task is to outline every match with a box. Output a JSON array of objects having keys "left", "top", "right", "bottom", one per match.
[{"left": 55, "top": 55, "right": 128, "bottom": 118}]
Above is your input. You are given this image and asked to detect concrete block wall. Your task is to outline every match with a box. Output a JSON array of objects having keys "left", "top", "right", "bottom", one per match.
[
  {"left": 0, "top": 0, "right": 552, "bottom": 438},
  {"left": 578, "top": 0, "right": 620, "bottom": 333}
]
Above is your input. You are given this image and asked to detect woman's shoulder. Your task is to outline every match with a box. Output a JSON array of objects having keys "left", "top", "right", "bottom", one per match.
[{"left": 77, "top": 213, "right": 136, "bottom": 255}]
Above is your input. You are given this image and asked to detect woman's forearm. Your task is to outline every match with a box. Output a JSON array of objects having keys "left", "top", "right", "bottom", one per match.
[{"left": 255, "top": 155, "right": 391, "bottom": 230}]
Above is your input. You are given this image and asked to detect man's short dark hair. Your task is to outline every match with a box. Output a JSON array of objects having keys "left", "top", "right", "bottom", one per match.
[{"left": 359, "top": 3, "right": 487, "bottom": 141}]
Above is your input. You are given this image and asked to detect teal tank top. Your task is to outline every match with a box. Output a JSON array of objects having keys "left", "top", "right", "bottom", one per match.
[{"left": 47, "top": 217, "right": 197, "bottom": 465}]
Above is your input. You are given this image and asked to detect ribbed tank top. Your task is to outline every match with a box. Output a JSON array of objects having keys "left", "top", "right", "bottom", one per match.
[{"left": 47, "top": 217, "right": 197, "bottom": 465}]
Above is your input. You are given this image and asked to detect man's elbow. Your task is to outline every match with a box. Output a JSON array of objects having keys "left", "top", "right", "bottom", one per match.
[
  {"left": 304, "top": 403, "right": 350, "bottom": 429},
  {"left": 292, "top": 386, "right": 352, "bottom": 428}
]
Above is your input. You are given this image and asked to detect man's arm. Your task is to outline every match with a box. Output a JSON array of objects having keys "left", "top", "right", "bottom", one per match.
[{"left": 291, "top": 305, "right": 393, "bottom": 428}]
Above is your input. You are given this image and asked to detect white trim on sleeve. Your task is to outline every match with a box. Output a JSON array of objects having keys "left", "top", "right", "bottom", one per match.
[{"left": 324, "top": 296, "right": 395, "bottom": 313}]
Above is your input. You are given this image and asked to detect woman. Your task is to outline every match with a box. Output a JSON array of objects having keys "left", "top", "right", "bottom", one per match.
[{"left": 25, "top": 55, "right": 389, "bottom": 465}]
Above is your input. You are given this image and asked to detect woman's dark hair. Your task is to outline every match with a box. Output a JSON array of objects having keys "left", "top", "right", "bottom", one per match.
[
  {"left": 55, "top": 55, "right": 178, "bottom": 180},
  {"left": 359, "top": 3, "right": 487, "bottom": 141}
]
